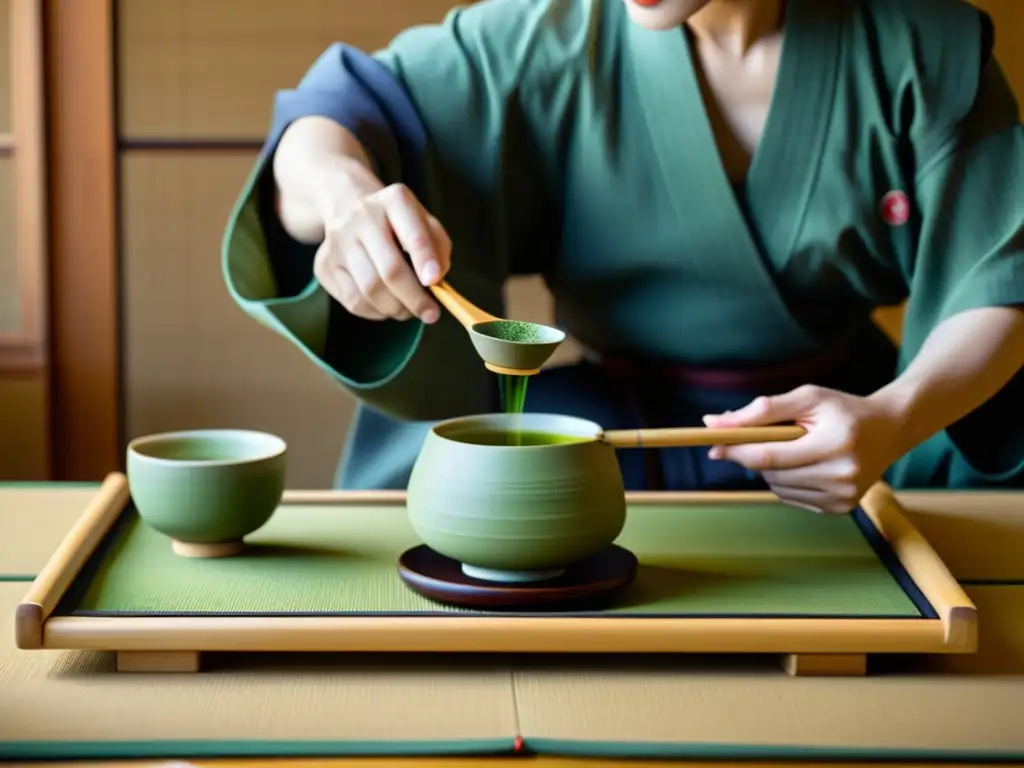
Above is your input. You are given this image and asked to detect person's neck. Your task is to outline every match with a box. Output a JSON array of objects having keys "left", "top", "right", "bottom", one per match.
[{"left": 688, "top": 0, "right": 784, "bottom": 57}]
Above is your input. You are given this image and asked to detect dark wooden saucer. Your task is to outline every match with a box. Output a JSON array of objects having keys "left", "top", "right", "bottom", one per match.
[{"left": 397, "top": 544, "right": 638, "bottom": 611}]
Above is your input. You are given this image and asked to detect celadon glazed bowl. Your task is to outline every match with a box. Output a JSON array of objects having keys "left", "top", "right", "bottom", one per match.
[
  {"left": 406, "top": 413, "right": 627, "bottom": 583},
  {"left": 126, "top": 429, "right": 287, "bottom": 558}
]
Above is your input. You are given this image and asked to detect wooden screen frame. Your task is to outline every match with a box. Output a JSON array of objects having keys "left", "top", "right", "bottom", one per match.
[
  {"left": 44, "top": 0, "right": 120, "bottom": 480},
  {"left": 0, "top": 0, "right": 48, "bottom": 373}
]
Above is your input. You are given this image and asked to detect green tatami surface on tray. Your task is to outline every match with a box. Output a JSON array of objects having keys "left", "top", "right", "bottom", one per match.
[{"left": 59, "top": 501, "right": 920, "bottom": 617}]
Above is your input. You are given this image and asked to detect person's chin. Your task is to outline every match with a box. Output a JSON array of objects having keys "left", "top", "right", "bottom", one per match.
[{"left": 621, "top": 0, "right": 710, "bottom": 30}]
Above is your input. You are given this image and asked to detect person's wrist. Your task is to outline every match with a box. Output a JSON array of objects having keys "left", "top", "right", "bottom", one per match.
[{"left": 866, "top": 378, "right": 929, "bottom": 460}]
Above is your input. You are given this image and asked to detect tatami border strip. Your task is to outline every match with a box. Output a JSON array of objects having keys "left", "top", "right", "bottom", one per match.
[
  {"left": 3, "top": 737, "right": 1023, "bottom": 762},
  {"left": 0, "top": 739, "right": 516, "bottom": 761},
  {"left": 523, "top": 738, "right": 1024, "bottom": 762}
]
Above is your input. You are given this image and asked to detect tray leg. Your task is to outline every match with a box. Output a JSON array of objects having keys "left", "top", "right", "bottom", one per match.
[
  {"left": 116, "top": 650, "right": 201, "bottom": 673},
  {"left": 782, "top": 653, "right": 866, "bottom": 677}
]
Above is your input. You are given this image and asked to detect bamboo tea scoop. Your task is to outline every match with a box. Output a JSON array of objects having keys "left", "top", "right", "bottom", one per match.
[
  {"left": 600, "top": 425, "right": 807, "bottom": 449},
  {"left": 430, "top": 280, "right": 566, "bottom": 376}
]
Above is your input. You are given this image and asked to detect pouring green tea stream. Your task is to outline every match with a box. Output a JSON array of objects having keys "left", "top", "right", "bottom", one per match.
[{"left": 429, "top": 280, "right": 563, "bottom": 443}]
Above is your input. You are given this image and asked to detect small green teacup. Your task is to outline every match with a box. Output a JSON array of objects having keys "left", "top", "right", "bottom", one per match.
[{"left": 126, "top": 429, "right": 287, "bottom": 558}]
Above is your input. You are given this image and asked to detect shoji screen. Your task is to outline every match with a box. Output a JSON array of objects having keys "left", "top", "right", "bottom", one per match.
[{"left": 0, "top": 0, "right": 49, "bottom": 480}]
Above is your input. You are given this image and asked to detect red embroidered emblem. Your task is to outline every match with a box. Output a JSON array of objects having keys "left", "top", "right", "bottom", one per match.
[{"left": 880, "top": 190, "right": 910, "bottom": 226}]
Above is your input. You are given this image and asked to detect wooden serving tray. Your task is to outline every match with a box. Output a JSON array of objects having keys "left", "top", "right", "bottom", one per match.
[{"left": 14, "top": 473, "right": 976, "bottom": 677}]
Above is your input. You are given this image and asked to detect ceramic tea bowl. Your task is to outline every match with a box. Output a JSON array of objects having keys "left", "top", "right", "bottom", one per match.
[
  {"left": 126, "top": 429, "right": 287, "bottom": 558},
  {"left": 406, "top": 413, "right": 626, "bottom": 583}
]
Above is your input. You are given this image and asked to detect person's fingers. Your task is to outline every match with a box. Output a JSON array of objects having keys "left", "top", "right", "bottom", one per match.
[
  {"left": 315, "top": 237, "right": 372, "bottom": 315},
  {"left": 423, "top": 213, "right": 452, "bottom": 278},
  {"left": 709, "top": 431, "right": 830, "bottom": 471},
  {"left": 765, "top": 485, "right": 828, "bottom": 513},
  {"left": 331, "top": 265, "right": 389, "bottom": 320},
  {"left": 761, "top": 457, "right": 860, "bottom": 490},
  {"left": 344, "top": 240, "right": 412, "bottom": 320},
  {"left": 313, "top": 240, "right": 387, "bottom": 320},
  {"left": 315, "top": 188, "right": 448, "bottom": 324},
  {"left": 358, "top": 207, "right": 439, "bottom": 322},
  {"left": 767, "top": 484, "right": 856, "bottom": 515},
  {"left": 703, "top": 385, "right": 825, "bottom": 428},
  {"left": 381, "top": 185, "right": 446, "bottom": 286}
]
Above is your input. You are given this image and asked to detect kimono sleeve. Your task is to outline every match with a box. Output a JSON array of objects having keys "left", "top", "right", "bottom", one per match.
[
  {"left": 220, "top": 0, "right": 570, "bottom": 421},
  {"left": 898, "top": 56, "right": 1024, "bottom": 481}
]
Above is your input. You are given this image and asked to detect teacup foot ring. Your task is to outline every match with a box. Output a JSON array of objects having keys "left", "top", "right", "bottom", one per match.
[
  {"left": 461, "top": 564, "right": 565, "bottom": 583},
  {"left": 397, "top": 544, "right": 638, "bottom": 611},
  {"left": 171, "top": 539, "right": 245, "bottom": 559}
]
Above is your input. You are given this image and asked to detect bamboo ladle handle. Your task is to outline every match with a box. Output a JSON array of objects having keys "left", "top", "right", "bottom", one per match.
[
  {"left": 601, "top": 425, "right": 807, "bottom": 449},
  {"left": 429, "top": 281, "right": 497, "bottom": 328}
]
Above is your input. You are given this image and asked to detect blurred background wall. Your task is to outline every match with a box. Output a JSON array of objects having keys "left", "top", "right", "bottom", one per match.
[{"left": 1, "top": 0, "right": 1022, "bottom": 486}]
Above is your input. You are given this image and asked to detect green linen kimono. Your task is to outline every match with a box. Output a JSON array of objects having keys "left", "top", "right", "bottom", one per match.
[{"left": 222, "top": 0, "right": 1024, "bottom": 490}]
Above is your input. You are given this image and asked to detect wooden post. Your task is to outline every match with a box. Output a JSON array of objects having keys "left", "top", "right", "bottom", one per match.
[{"left": 44, "top": 0, "right": 121, "bottom": 480}]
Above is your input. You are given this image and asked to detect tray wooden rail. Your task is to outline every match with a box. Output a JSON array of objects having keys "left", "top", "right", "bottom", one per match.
[{"left": 14, "top": 472, "right": 977, "bottom": 677}]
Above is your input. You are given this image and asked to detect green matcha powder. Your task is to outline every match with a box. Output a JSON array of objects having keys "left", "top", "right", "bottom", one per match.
[{"left": 485, "top": 320, "right": 549, "bottom": 343}]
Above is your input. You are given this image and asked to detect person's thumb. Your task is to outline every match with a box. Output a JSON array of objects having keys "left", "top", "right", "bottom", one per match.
[{"left": 703, "top": 387, "right": 819, "bottom": 428}]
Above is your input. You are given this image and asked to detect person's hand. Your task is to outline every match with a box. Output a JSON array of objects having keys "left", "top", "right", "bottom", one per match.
[
  {"left": 313, "top": 182, "right": 452, "bottom": 324},
  {"left": 702, "top": 386, "right": 905, "bottom": 514}
]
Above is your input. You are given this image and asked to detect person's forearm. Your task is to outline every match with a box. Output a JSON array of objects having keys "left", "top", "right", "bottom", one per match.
[
  {"left": 870, "top": 305, "right": 1024, "bottom": 455},
  {"left": 272, "top": 116, "right": 383, "bottom": 244}
]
